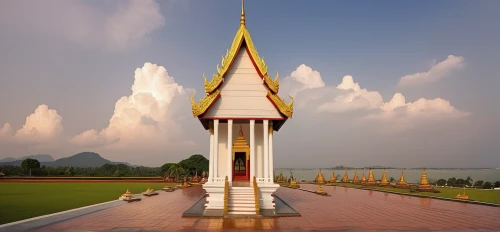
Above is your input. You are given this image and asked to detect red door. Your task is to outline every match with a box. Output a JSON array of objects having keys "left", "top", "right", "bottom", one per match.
[{"left": 233, "top": 152, "right": 249, "bottom": 181}]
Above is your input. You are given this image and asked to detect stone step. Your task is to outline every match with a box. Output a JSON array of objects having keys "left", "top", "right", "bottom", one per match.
[
  {"left": 228, "top": 203, "right": 255, "bottom": 208},
  {"left": 227, "top": 211, "right": 257, "bottom": 215},
  {"left": 228, "top": 199, "right": 254, "bottom": 203}
]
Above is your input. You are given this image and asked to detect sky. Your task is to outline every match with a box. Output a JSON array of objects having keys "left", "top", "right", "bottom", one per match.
[{"left": 0, "top": 0, "right": 499, "bottom": 168}]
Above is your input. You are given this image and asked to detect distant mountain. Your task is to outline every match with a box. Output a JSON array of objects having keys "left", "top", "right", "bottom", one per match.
[
  {"left": 0, "top": 154, "right": 54, "bottom": 163},
  {"left": 0, "top": 152, "right": 133, "bottom": 168}
]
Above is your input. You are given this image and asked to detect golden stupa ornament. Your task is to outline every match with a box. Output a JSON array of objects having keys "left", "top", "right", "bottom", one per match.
[
  {"left": 330, "top": 170, "right": 336, "bottom": 183},
  {"left": 341, "top": 170, "right": 349, "bottom": 183},
  {"left": 379, "top": 169, "right": 391, "bottom": 187},
  {"left": 190, "top": 0, "right": 293, "bottom": 119},
  {"left": 315, "top": 169, "right": 326, "bottom": 184},
  {"left": 454, "top": 188, "right": 470, "bottom": 200},
  {"left": 394, "top": 170, "right": 410, "bottom": 189},
  {"left": 365, "top": 167, "right": 378, "bottom": 186},
  {"left": 360, "top": 172, "right": 367, "bottom": 185},
  {"left": 352, "top": 170, "right": 360, "bottom": 184},
  {"left": 417, "top": 169, "right": 437, "bottom": 192},
  {"left": 119, "top": 189, "right": 141, "bottom": 202}
]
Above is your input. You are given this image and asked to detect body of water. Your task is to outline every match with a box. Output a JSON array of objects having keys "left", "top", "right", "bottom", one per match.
[{"left": 274, "top": 168, "right": 500, "bottom": 183}]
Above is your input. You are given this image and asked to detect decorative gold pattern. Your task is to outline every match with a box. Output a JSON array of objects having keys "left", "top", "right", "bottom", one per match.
[
  {"left": 267, "top": 90, "right": 294, "bottom": 118},
  {"left": 224, "top": 176, "right": 229, "bottom": 215},
  {"left": 191, "top": 0, "right": 294, "bottom": 118},
  {"left": 253, "top": 176, "right": 260, "bottom": 214},
  {"left": 232, "top": 126, "right": 250, "bottom": 161},
  {"left": 191, "top": 89, "right": 220, "bottom": 117}
]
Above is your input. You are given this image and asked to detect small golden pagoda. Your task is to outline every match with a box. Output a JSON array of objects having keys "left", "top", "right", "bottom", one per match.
[
  {"left": 352, "top": 170, "right": 360, "bottom": 184},
  {"left": 394, "top": 170, "right": 410, "bottom": 189},
  {"left": 289, "top": 178, "right": 300, "bottom": 188},
  {"left": 341, "top": 170, "right": 349, "bottom": 183},
  {"left": 330, "top": 170, "right": 336, "bottom": 183},
  {"left": 315, "top": 169, "right": 326, "bottom": 184},
  {"left": 162, "top": 185, "right": 174, "bottom": 192},
  {"left": 454, "top": 189, "right": 470, "bottom": 200},
  {"left": 417, "top": 169, "right": 436, "bottom": 192},
  {"left": 276, "top": 171, "right": 286, "bottom": 183},
  {"left": 379, "top": 169, "right": 391, "bottom": 187},
  {"left": 360, "top": 172, "right": 367, "bottom": 185},
  {"left": 121, "top": 189, "right": 133, "bottom": 198},
  {"left": 143, "top": 188, "right": 159, "bottom": 196},
  {"left": 119, "top": 189, "right": 141, "bottom": 201},
  {"left": 365, "top": 168, "right": 378, "bottom": 186}
]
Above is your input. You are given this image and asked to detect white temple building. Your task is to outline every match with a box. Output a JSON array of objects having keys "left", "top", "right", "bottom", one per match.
[{"left": 190, "top": 1, "right": 294, "bottom": 215}]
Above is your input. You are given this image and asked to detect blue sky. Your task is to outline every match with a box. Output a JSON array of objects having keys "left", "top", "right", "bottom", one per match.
[{"left": 0, "top": 0, "right": 498, "bottom": 168}]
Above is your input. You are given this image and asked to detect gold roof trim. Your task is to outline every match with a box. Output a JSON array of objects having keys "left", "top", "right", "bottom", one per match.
[
  {"left": 203, "top": 24, "right": 279, "bottom": 94},
  {"left": 191, "top": 89, "right": 220, "bottom": 117},
  {"left": 192, "top": 1, "right": 293, "bottom": 119}
]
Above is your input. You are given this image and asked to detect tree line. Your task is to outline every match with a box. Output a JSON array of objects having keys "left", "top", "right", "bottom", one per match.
[
  {"left": 0, "top": 154, "right": 209, "bottom": 179},
  {"left": 434, "top": 176, "right": 500, "bottom": 189}
]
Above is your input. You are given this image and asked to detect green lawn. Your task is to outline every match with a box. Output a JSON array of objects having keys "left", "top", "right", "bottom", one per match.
[
  {"left": 328, "top": 183, "right": 500, "bottom": 204},
  {"left": 0, "top": 182, "right": 175, "bottom": 225}
]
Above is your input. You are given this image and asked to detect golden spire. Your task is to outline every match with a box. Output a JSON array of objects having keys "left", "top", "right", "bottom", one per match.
[
  {"left": 379, "top": 169, "right": 391, "bottom": 187},
  {"left": 240, "top": 0, "right": 246, "bottom": 25},
  {"left": 365, "top": 167, "right": 378, "bottom": 186},
  {"left": 330, "top": 170, "right": 336, "bottom": 183},
  {"left": 361, "top": 172, "right": 367, "bottom": 184},
  {"left": 395, "top": 170, "right": 410, "bottom": 189},
  {"left": 342, "top": 170, "right": 349, "bottom": 182},
  {"left": 315, "top": 169, "right": 326, "bottom": 184},
  {"left": 352, "top": 169, "right": 360, "bottom": 183},
  {"left": 419, "top": 168, "right": 430, "bottom": 186}
]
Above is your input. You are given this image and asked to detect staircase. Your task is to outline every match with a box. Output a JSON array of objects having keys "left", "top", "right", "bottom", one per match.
[{"left": 227, "top": 186, "right": 257, "bottom": 215}]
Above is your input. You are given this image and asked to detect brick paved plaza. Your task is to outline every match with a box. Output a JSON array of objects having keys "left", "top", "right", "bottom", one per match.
[{"left": 28, "top": 184, "right": 500, "bottom": 231}]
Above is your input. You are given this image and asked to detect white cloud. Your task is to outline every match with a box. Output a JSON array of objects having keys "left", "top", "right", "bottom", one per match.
[
  {"left": 0, "top": 0, "right": 164, "bottom": 51},
  {"left": 71, "top": 62, "right": 195, "bottom": 150},
  {"left": 282, "top": 64, "right": 468, "bottom": 132},
  {"left": 398, "top": 55, "right": 464, "bottom": 87},
  {"left": 0, "top": 105, "right": 63, "bottom": 144}
]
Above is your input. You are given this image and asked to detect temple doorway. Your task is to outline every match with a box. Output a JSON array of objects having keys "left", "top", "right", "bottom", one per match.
[{"left": 233, "top": 152, "right": 249, "bottom": 181}]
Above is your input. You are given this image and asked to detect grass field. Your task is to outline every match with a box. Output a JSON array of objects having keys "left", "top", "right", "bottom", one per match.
[
  {"left": 327, "top": 183, "right": 500, "bottom": 204},
  {"left": 0, "top": 182, "right": 176, "bottom": 225}
]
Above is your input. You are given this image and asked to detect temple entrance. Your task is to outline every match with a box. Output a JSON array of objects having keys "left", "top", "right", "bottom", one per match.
[{"left": 232, "top": 127, "right": 250, "bottom": 181}]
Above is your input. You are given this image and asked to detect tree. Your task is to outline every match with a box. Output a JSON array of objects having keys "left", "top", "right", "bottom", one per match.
[
  {"left": 456, "top": 178, "right": 466, "bottom": 186},
  {"left": 21, "top": 158, "right": 40, "bottom": 176},
  {"left": 178, "top": 154, "right": 209, "bottom": 177},
  {"left": 168, "top": 164, "right": 185, "bottom": 181},
  {"left": 494, "top": 181, "right": 500, "bottom": 188},
  {"left": 465, "top": 176, "right": 473, "bottom": 186},
  {"left": 483, "top": 182, "right": 493, "bottom": 189},
  {"left": 64, "top": 167, "right": 74, "bottom": 176},
  {"left": 447, "top": 177, "right": 457, "bottom": 186},
  {"left": 436, "top": 179, "right": 447, "bottom": 186},
  {"left": 389, "top": 177, "right": 395, "bottom": 183},
  {"left": 474, "top": 180, "right": 484, "bottom": 188},
  {"left": 161, "top": 163, "right": 176, "bottom": 176}
]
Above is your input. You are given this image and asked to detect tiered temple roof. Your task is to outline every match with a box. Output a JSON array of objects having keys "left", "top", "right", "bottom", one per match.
[
  {"left": 190, "top": 0, "right": 294, "bottom": 130},
  {"left": 379, "top": 169, "right": 391, "bottom": 187},
  {"left": 365, "top": 168, "right": 378, "bottom": 186},
  {"left": 395, "top": 170, "right": 410, "bottom": 189},
  {"left": 352, "top": 170, "right": 360, "bottom": 184}
]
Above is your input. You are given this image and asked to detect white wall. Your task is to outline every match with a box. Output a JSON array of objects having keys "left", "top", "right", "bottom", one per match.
[{"left": 202, "top": 46, "right": 283, "bottom": 119}]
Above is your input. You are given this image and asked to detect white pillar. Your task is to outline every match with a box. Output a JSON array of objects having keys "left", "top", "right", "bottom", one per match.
[
  {"left": 213, "top": 119, "right": 219, "bottom": 178},
  {"left": 227, "top": 119, "right": 233, "bottom": 182},
  {"left": 269, "top": 123, "right": 274, "bottom": 182},
  {"left": 263, "top": 120, "right": 269, "bottom": 181},
  {"left": 209, "top": 123, "right": 214, "bottom": 182},
  {"left": 250, "top": 120, "right": 255, "bottom": 180}
]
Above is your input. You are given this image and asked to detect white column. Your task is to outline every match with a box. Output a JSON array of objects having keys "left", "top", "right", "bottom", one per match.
[
  {"left": 250, "top": 120, "right": 255, "bottom": 180},
  {"left": 213, "top": 119, "right": 219, "bottom": 178},
  {"left": 209, "top": 123, "right": 214, "bottom": 182},
  {"left": 263, "top": 120, "right": 269, "bottom": 181},
  {"left": 227, "top": 120, "right": 233, "bottom": 182},
  {"left": 269, "top": 123, "right": 274, "bottom": 183}
]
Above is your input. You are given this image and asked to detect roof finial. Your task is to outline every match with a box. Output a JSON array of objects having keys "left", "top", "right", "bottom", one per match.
[{"left": 240, "top": 0, "right": 245, "bottom": 25}]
